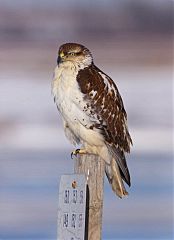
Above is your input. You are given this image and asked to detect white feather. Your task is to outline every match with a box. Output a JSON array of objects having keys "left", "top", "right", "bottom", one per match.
[{"left": 52, "top": 62, "right": 106, "bottom": 150}]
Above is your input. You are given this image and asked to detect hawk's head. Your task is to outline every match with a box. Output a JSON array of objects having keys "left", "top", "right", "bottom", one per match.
[{"left": 57, "top": 43, "right": 93, "bottom": 68}]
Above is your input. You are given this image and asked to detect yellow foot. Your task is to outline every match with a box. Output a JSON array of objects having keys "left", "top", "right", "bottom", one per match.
[{"left": 71, "top": 149, "right": 87, "bottom": 159}]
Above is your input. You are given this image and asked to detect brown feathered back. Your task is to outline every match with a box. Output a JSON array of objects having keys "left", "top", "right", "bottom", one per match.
[{"left": 77, "top": 64, "right": 132, "bottom": 186}]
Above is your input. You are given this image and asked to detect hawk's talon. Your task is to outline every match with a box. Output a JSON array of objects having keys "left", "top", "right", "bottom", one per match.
[
  {"left": 71, "top": 149, "right": 87, "bottom": 159},
  {"left": 71, "top": 149, "right": 81, "bottom": 159}
]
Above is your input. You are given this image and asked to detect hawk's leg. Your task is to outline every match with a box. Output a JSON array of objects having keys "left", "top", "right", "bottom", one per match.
[{"left": 71, "top": 149, "right": 87, "bottom": 159}]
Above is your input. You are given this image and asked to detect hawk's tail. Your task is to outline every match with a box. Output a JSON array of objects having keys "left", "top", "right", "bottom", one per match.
[{"left": 105, "top": 158, "right": 128, "bottom": 198}]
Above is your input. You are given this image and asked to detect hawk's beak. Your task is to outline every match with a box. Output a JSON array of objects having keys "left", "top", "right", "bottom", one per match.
[
  {"left": 57, "top": 56, "right": 62, "bottom": 65},
  {"left": 57, "top": 52, "right": 65, "bottom": 65}
]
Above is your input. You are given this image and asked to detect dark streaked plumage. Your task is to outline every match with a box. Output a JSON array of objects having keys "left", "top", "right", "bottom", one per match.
[{"left": 77, "top": 64, "right": 132, "bottom": 186}]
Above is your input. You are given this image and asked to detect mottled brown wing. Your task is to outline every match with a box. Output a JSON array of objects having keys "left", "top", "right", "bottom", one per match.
[{"left": 77, "top": 64, "right": 132, "bottom": 185}]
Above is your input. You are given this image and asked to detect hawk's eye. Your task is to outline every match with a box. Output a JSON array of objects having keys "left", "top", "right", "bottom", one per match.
[{"left": 68, "top": 52, "right": 75, "bottom": 56}]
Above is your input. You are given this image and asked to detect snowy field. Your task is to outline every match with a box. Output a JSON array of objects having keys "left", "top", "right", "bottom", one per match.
[{"left": 0, "top": 1, "right": 173, "bottom": 238}]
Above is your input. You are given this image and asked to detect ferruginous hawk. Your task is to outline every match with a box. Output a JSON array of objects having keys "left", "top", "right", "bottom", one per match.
[{"left": 52, "top": 43, "right": 132, "bottom": 198}]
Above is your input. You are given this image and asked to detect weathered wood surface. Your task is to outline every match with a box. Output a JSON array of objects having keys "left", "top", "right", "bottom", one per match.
[{"left": 74, "top": 154, "right": 105, "bottom": 240}]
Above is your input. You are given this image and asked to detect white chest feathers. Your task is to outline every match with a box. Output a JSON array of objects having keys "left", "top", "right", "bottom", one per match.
[
  {"left": 52, "top": 63, "right": 80, "bottom": 119},
  {"left": 51, "top": 62, "right": 104, "bottom": 147}
]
